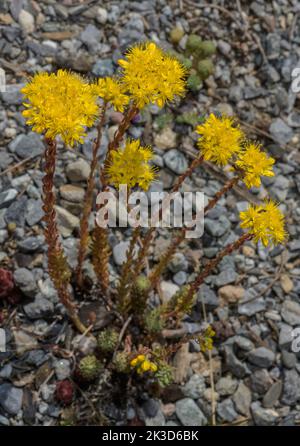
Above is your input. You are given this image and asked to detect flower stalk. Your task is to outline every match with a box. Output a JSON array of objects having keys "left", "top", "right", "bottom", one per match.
[
  {"left": 131, "top": 155, "right": 205, "bottom": 285},
  {"left": 149, "top": 173, "right": 241, "bottom": 288},
  {"left": 117, "top": 226, "right": 140, "bottom": 315},
  {"left": 171, "top": 232, "right": 253, "bottom": 318},
  {"left": 42, "top": 138, "right": 87, "bottom": 334},
  {"left": 76, "top": 103, "right": 107, "bottom": 288}
]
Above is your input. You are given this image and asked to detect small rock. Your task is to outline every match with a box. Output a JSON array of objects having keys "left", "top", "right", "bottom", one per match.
[
  {"left": 60, "top": 185, "right": 85, "bottom": 203},
  {"left": 215, "top": 269, "right": 238, "bottom": 287},
  {"left": 263, "top": 381, "right": 282, "bottom": 408},
  {"left": 78, "top": 302, "right": 114, "bottom": 330},
  {"left": 5, "top": 195, "right": 27, "bottom": 226},
  {"left": 55, "top": 205, "right": 79, "bottom": 237},
  {"left": 160, "top": 281, "right": 179, "bottom": 303},
  {"left": 217, "top": 40, "right": 231, "bottom": 56},
  {"left": 218, "top": 285, "right": 244, "bottom": 303},
  {"left": 164, "top": 149, "right": 188, "bottom": 175},
  {"left": 72, "top": 335, "right": 97, "bottom": 355},
  {"left": 66, "top": 159, "right": 91, "bottom": 182},
  {"left": 168, "top": 252, "right": 188, "bottom": 273},
  {"left": 216, "top": 102, "right": 234, "bottom": 116},
  {"left": 287, "top": 112, "right": 300, "bottom": 128},
  {"left": 233, "top": 382, "right": 251, "bottom": 416},
  {"left": 9, "top": 133, "right": 44, "bottom": 159},
  {"left": 248, "top": 347, "right": 275, "bottom": 368},
  {"left": 232, "top": 336, "right": 254, "bottom": 352},
  {"left": 281, "top": 369, "right": 300, "bottom": 405},
  {"left": 251, "top": 402, "right": 279, "bottom": 426},
  {"left": 96, "top": 7, "right": 108, "bottom": 24},
  {"left": 142, "top": 399, "right": 159, "bottom": 418},
  {"left": 279, "top": 324, "right": 294, "bottom": 350},
  {"left": 269, "top": 118, "right": 293, "bottom": 145},
  {"left": 229, "top": 85, "right": 243, "bottom": 103},
  {"left": 14, "top": 268, "right": 37, "bottom": 297},
  {"left": 242, "top": 245, "right": 255, "bottom": 257},
  {"left": 280, "top": 274, "right": 294, "bottom": 293},
  {"left": 161, "top": 403, "right": 176, "bottom": 417},
  {"left": 154, "top": 127, "right": 177, "bottom": 149},
  {"left": 175, "top": 398, "right": 207, "bottom": 426},
  {"left": 217, "top": 398, "right": 238, "bottom": 422},
  {"left": 281, "top": 300, "right": 300, "bottom": 326},
  {"left": 92, "top": 59, "right": 114, "bottom": 77},
  {"left": 0, "top": 230, "right": 8, "bottom": 244},
  {"left": 173, "top": 344, "right": 193, "bottom": 384},
  {"left": 145, "top": 410, "right": 165, "bottom": 426},
  {"left": 18, "top": 236, "right": 44, "bottom": 253},
  {"left": 197, "top": 284, "right": 219, "bottom": 310},
  {"left": 1, "top": 85, "right": 23, "bottom": 105},
  {"left": 216, "top": 376, "right": 238, "bottom": 396},
  {"left": 112, "top": 240, "right": 138, "bottom": 266},
  {"left": 173, "top": 271, "right": 187, "bottom": 285},
  {"left": 23, "top": 295, "right": 54, "bottom": 320},
  {"left": 13, "top": 329, "right": 38, "bottom": 355},
  {"left": 182, "top": 374, "right": 205, "bottom": 399},
  {"left": 0, "top": 384, "right": 23, "bottom": 415},
  {"left": 26, "top": 199, "right": 44, "bottom": 226},
  {"left": 250, "top": 369, "right": 273, "bottom": 394},
  {"left": 80, "top": 24, "right": 102, "bottom": 51},
  {"left": 54, "top": 359, "right": 71, "bottom": 380},
  {"left": 238, "top": 294, "right": 266, "bottom": 316},
  {"left": 281, "top": 350, "right": 296, "bottom": 369},
  {"left": 18, "top": 9, "right": 34, "bottom": 33},
  {"left": 0, "top": 189, "right": 18, "bottom": 209},
  {"left": 205, "top": 216, "right": 231, "bottom": 237},
  {"left": 224, "top": 346, "right": 251, "bottom": 378},
  {"left": 0, "top": 415, "right": 9, "bottom": 426}
]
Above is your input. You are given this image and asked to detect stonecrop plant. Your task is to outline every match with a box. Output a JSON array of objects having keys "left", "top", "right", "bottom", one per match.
[{"left": 21, "top": 41, "right": 287, "bottom": 398}]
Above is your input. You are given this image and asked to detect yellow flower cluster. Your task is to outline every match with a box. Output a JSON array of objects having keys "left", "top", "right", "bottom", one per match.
[
  {"left": 240, "top": 200, "right": 287, "bottom": 247},
  {"left": 196, "top": 114, "right": 244, "bottom": 165},
  {"left": 107, "top": 139, "right": 156, "bottom": 190},
  {"left": 118, "top": 42, "right": 187, "bottom": 108},
  {"left": 235, "top": 142, "right": 275, "bottom": 188},
  {"left": 198, "top": 326, "right": 215, "bottom": 352},
  {"left": 94, "top": 77, "right": 129, "bottom": 112},
  {"left": 130, "top": 354, "right": 157, "bottom": 374},
  {"left": 21, "top": 70, "right": 98, "bottom": 146}
]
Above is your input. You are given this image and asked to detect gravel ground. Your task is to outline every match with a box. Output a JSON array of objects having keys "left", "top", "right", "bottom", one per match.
[{"left": 0, "top": 0, "right": 300, "bottom": 426}]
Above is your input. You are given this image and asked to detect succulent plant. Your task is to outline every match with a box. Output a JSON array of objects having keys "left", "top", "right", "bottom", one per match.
[
  {"left": 0, "top": 268, "right": 20, "bottom": 304},
  {"left": 55, "top": 380, "right": 74, "bottom": 405},
  {"left": 167, "top": 284, "right": 196, "bottom": 319},
  {"left": 155, "top": 362, "right": 174, "bottom": 388},
  {"left": 186, "top": 34, "right": 203, "bottom": 54},
  {"left": 112, "top": 352, "right": 130, "bottom": 373},
  {"left": 197, "top": 40, "right": 216, "bottom": 58},
  {"left": 76, "top": 355, "right": 102, "bottom": 382},
  {"left": 197, "top": 58, "right": 214, "bottom": 80},
  {"left": 0, "top": 268, "right": 15, "bottom": 300},
  {"left": 154, "top": 112, "right": 173, "bottom": 131},
  {"left": 97, "top": 328, "right": 119, "bottom": 353},
  {"left": 135, "top": 275, "right": 151, "bottom": 293},
  {"left": 187, "top": 72, "right": 203, "bottom": 92},
  {"left": 144, "top": 307, "right": 164, "bottom": 334},
  {"left": 169, "top": 27, "right": 185, "bottom": 45},
  {"left": 131, "top": 275, "right": 151, "bottom": 313},
  {"left": 176, "top": 111, "right": 204, "bottom": 127}
]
